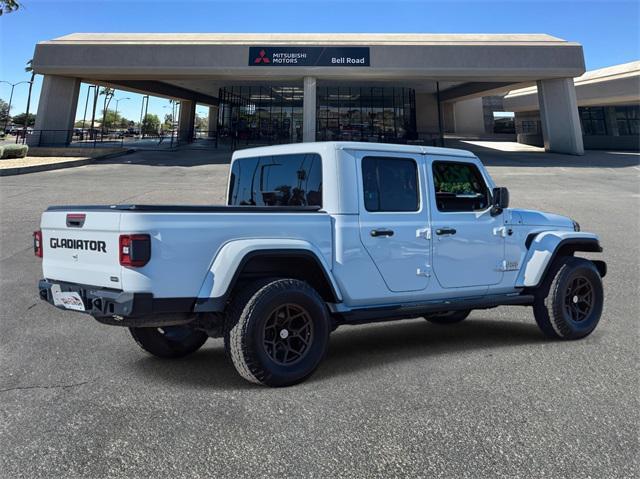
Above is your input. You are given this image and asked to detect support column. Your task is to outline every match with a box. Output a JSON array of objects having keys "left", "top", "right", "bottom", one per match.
[
  {"left": 303, "top": 77, "right": 316, "bottom": 142},
  {"left": 30, "top": 75, "right": 81, "bottom": 146},
  {"left": 178, "top": 100, "right": 196, "bottom": 143},
  {"left": 537, "top": 78, "right": 584, "bottom": 155},
  {"left": 208, "top": 106, "right": 218, "bottom": 137},
  {"left": 443, "top": 102, "right": 455, "bottom": 133}
]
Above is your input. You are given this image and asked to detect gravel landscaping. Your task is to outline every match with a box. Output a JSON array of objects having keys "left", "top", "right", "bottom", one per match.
[{"left": 0, "top": 155, "right": 90, "bottom": 169}]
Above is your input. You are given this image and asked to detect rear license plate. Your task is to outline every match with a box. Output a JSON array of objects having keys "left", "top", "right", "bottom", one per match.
[{"left": 51, "top": 284, "right": 86, "bottom": 312}]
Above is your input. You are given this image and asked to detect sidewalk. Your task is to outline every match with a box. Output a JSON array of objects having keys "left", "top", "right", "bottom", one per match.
[{"left": 0, "top": 148, "right": 132, "bottom": 176}]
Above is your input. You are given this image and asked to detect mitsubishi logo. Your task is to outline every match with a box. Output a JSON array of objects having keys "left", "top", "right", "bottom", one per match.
[{"left": 254, "top": 49, "right": 270, "bottom": 64}]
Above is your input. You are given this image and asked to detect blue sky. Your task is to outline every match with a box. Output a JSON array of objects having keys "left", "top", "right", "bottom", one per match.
[{"left": 1, "top": 0, "right": 638, "bottom": 123}]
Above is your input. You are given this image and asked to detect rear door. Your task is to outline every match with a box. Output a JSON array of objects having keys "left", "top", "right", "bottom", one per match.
[
  {"left": 41, "top": 210, "right": 122, "bottom": 288},
  {"left": 428, "top": 158, "right": 504, "bottom": 288},
  {"left": 357, "top": 152, "right": 431, "bottom": 292}
]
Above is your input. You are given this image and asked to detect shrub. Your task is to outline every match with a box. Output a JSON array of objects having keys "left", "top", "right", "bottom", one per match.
[
  {"left": 1, "top": 144, "right": 29, "bottom": 159},
  {"left": 0, "top": 146, "right": 3, "bottom": 158}
]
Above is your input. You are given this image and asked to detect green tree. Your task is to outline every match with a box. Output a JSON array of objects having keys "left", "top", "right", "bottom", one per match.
[
  {"left": 141, "top": 113, "right": 160, "bottom": 135},
  {"left": 163, "top": 113, "right": 174, "bottom": 131},
  {"left": 119, "top": 117, "right": 131, "bottom": 129},
  {"left": 11, "top": 112, "right": 35, "bottom": 127},
  {"left": 195, "top": 114, "right": 208, "bottom": 131},
  {"left": 0, "top": 0, "right": 21, "bottom": 15},
  {"left": 101, "top": 109, "right": 127, "bottom": 129},
  {"left": 0, "top": 99, "right": 9, "bottom": 124}
]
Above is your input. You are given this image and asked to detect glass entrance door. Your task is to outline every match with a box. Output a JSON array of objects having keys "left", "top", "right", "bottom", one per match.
[{"left": 218, "top": 86, "right": 304, "bottom": 147}]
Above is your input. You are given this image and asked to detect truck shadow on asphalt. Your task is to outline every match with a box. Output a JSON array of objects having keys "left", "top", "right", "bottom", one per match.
[{"left": 128, "top": 317, "right": 547, "bottom": 389}]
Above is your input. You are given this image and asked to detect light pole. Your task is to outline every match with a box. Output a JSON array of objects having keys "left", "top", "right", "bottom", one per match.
[
  {"left": 113, "top": 97, "right": 130, "bottom": 130},
  {"left": 139, "top": 95, "right": 149, "bottom": 138},
  {"left": 80, "top": 85, "right": 96, "bottom": 141},
  {"left": 0, "top": 80, "right": 32, "bottom": 133}
]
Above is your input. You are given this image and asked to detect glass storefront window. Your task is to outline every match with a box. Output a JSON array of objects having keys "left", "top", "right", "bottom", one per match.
[
  {"left": 615, "top": 105, "right": 639, "bottom": 136},
  {"left": 218, "top": 86, "right": 304, "bottom": 146},
  {"left": 579, "top": 107, "right": 607, "bottom": 136},
  {"left": 219, "top": 85, "right": 417, "bottom": 146},
  {"left": 316, "top": 86, "right": 416, "bottom": 143}
]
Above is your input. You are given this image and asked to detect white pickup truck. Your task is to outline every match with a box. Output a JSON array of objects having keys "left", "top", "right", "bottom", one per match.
[{"left": 36, "top": 142, "right": 606, "bottom": 386}]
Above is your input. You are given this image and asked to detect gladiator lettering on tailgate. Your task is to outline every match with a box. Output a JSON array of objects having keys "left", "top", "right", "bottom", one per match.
[{"left": 50, "top": 238, "right": 107, "bottom": 252}]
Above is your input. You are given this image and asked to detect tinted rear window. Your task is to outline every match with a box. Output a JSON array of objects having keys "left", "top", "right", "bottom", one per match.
[
  {"left": 228, "top": 153, "right": 322, "bottom": 207},
  {"left": 362, "top": 156, "right": 419, "bottom": 212}
]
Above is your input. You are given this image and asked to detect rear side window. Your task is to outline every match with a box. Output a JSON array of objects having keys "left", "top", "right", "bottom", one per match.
[
  {"left": 228, "top": 153, "right": 322, "bottom": 206},
  {"left": 432, "top": 161, "right": 490, "bottom": 212},
  {"left": 362, "top": 157, "right": 419, "bottom": 212}
]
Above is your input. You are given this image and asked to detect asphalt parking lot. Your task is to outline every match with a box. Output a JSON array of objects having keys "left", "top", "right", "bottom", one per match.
[{"left": 1, "top": 144, "right": 638, "bottom": 478}]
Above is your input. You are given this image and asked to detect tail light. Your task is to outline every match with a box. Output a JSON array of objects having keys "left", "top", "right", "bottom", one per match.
[
  {"left": 119, "top": 234, "right": 151, "bottom": 267},
  {"left": 33, "top": 230, "right": 43, "bottom": 258}
]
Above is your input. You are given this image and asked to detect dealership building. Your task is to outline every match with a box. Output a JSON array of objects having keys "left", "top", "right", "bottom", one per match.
[
  {"left": 504, "top": 61, "right": 639, "bottom": 151},
  {"left": 31, "top": 33, "right": 589, "bottom": 154}
]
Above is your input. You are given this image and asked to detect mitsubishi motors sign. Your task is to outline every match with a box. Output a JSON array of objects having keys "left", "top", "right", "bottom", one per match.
[{"left": 249, "top": 46, "right": 370, "bottom": 67}]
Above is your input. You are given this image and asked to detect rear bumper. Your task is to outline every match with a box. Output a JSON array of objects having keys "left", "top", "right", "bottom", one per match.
[{"left": 38, "top": 279, "right": 196, "bottom": 326}]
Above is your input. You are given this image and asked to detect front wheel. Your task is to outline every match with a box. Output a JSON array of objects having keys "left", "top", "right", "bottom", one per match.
[
  {"left": 533, "top": 257, "right": 604, "bottom": 340},
  {"left": 224, "top": 278, "right": 330, "bottom": 387},
  {"left": 130, "top": 325, "right": 208, "bottom": 358}
]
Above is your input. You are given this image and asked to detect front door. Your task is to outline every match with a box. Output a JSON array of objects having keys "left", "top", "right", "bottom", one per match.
[
  {"left": 428, "top": 158, "right": 504, "bottom": 288},
  {"left": 357, "top": 152, "right": 430, "bottom": 292}
]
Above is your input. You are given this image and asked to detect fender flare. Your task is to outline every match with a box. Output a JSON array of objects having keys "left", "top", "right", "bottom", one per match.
[
  {"left": 194, "top": 239, "right": 342, "bottom": 312},
  {"left": 516, "top": 231, "right": 603, "bottom": 288}
]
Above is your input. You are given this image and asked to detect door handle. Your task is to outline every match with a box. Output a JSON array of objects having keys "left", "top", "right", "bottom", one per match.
[
  {"left": 435, "top": 227, "right": 457, "bottom": 236},
  {"left": 370, "top": 228, "right": 394, "bottom": 237}
]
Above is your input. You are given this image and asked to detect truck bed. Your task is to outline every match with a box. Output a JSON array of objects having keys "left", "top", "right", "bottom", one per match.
[{"left": 40, "top": 205, "right": 332, "bottom": 300}]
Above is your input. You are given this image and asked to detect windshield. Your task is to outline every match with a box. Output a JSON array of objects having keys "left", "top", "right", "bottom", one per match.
[{"left": 228, "top": 153, "right": 322, "bottom": 207}]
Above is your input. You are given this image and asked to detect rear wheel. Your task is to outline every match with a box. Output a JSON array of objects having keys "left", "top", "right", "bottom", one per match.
[
  {"left": 224, "top": 278, "right": 330, "bottom": 387},
  {"left": 533, "top": 257, "right": 604, "bottom": 339},
  {"left": 425, "top": 310, "right": 471, "bottom": 324},
  {"left": 130, "top": 325, "right": 207, "bottom": 359}
]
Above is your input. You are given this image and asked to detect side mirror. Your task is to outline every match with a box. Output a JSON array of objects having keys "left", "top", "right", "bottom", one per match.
[{"left": 491, "top": 187, "right": 509, "bottom": 216}]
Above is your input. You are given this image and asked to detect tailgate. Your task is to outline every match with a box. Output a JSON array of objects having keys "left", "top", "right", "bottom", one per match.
[{"left": 41, "top": 211, "right": 122, "bottom": 288}]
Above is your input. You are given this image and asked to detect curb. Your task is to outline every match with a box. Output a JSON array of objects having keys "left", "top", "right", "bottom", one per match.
[{"left": 0, "top": 149, "right": 135, "bottom": 176}]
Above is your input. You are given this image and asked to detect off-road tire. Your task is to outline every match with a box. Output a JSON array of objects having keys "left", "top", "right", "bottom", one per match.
[
  {"left": 533, "top": 257, "right": 604, "bottom": 340},
  {"left": 224, "top": 278, "right": 330, "bottom": 387},
  {"left": 425, "top": 310, "right": 471, "bottom": 324},
  {"left": 130, "top": 326, "right": 208, "bottom": 359}
]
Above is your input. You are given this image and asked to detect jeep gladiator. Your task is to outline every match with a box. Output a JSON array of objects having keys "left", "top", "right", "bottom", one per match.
[{"left": 36, "top": 142, "right": 606, "bottom": 386}]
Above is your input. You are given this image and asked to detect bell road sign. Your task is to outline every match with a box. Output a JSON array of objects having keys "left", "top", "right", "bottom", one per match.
[{"left": 249, "top": 47, "right": 370, "bottom": 67}]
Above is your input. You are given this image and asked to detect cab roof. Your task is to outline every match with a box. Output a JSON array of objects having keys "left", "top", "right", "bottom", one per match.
[{"left": 231, "top": 141, "right": 477, "bottom": 160}]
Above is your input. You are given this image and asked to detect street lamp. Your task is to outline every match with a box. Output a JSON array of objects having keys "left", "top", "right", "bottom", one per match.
[
  {"left": 0, "top": 80, "right": 32, "bottom": 133},
  {"left": 113, "top": 97, "right": 130, "bottom": 130}
]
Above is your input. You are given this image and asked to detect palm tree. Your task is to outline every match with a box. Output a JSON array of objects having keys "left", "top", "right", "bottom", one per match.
[
  {"left": 99, "top": 87, "right": 115, "bottom": 133},
  {"left": 0, "top": 0, "right": 21, "bottom": 15},
  {"left": 22, "top": 59, "right": 35, "bottom": 141}
]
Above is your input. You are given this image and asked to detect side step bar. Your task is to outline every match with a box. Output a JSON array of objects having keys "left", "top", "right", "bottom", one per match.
[{"left": 332, "top": 294, "right": 535, "bottom": 325}]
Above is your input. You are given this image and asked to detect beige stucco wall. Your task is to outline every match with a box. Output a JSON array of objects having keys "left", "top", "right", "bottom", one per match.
[
  {"left": 415, "top": 93, "right": 439, "bottom": 133},
  {"left": 33, "top": 33, "right": 585, "bottom": 83},
  {"left": 504, "top": 61, "right": 640, "bottom": 111},
  {"left": 452, "top": 97, "right": 486, "bottom": 134}
]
